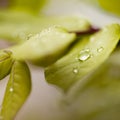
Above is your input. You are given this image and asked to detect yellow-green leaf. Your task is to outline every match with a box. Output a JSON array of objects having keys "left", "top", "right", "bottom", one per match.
[
  {"left": 65, "top": 49, "right": 120, "bottom": 120},
  {"left": 0, "top": 61, "right": 31, "bottom": 120},
  {"left": 45, "top": 24, "right": 120, "bottom": 92},
  {"left": 10, "top": 26, "right": 76, "bottom": 66},
  {"left": 0, "top": 50, "right": 13, "bottom": 80}
]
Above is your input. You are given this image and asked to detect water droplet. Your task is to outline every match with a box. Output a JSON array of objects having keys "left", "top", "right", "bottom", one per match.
[
  {"left": 27, "top": 34, "right": 32, "bottom": 40},
  {"left": 73, "top": 68, "right": 78, "bottom": 74},
  {"left": 79, "top": 50, "right": 91, "bottom": 61},
  {"left": 9, "top": 87, "right": 14, "bottom": 92},
  {"left": 97, "top": 47, "right": 104, "bottom": 53}
]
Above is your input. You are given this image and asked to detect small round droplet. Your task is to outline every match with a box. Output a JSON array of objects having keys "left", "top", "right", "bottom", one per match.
[
  {"left": 79, "top": 50, "right": 91, "bottom": 61},
  {"left": 97, "top": 47, "right": 104, "bottom": 53},
  {"left": 10, "top": 87, "right": 14, "bottom": 92},
  {"left": 73, "top": 68, "right": 78, "bottom": 74}
]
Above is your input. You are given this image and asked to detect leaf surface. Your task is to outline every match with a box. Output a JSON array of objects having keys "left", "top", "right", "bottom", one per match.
[
  {"left": 45, "top": 24, "right": 120, "bottom": 92},
  {"left": 0, "top": 61, "right": 31, "bottom": 120},
  {"left": 10, "top": 27, "right": 76, "bottom": 66},
  {"left": 0, "top": 11, "right": 90, "bottom": 43},
  {"left": 65, "top": 49, "right": 120, "bottom": 120},
  {"left": 0, "top": 50, "right": 13, "bottom": 80}
]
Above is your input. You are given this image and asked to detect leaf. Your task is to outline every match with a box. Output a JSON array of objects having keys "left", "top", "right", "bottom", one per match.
[
  {"left": 64, "top": 49, "right": 120, "bottom": 120},
  {"left": 98, "top": 0, "right": 120, "bottom": 16},
  {"left": 0, "top": 50, "right": 13, "bottom": 80},
  {"left": 10, "top": 26, "right": 76, "bottom": 66},
  {"left": 45, "top": 24, "right": 120, "bottom": 92},
  {"left": 0, "top": 61, "right": 31, "bottom": 120},
  {"left": 0, "top": 10, "right": 90, "bottom": 43},
  {"left": 8, "top": 0, "right": 47, "bottom": 14}
]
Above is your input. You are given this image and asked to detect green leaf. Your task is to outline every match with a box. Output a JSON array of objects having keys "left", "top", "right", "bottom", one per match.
[
  {"left": 45, "top": 24, "right": 120, "bottom": 92},
  {"left": 98, "top": 0, "right": 120, "bottom": 16},
  {"left": 0, "top": 61, "right": 31, "bottom": 120},
  {"left": 0, "top": 10, "right": 90, "bottom": 43},
  {"left": 0, "top": 50, "right": 13, "bottom": 80},
  {"left": 64, "top": 49, "right": 120, "bottom": 120},
  {"left": 10, "top": 26, "right": 76, "bottom": 66},
  {"left": 8, "top": 0, "right": 47, "bottom": 14}
]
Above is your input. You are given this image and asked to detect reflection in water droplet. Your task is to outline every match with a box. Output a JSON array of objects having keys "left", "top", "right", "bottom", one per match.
[
  {"left": 10, "top": 87, "right": 14, "bottom": 92},
  {"left": 97, "top": 47, "right": 104, "bottom": 53},
  {"left": 73, "top": 68, "right": 78, "bottom": 74},
  {"left": 79, "top": 50, "right": 91, "bottom": 61}
]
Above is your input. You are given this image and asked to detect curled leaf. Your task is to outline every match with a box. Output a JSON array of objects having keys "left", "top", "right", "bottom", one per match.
[
  {"left": 0, "top": 61, "right": 31, "bottom": 120},
  {"left": 45, "top": 24, "right": 120, "bottom": 92},
  {"left": 10, "top": 26, "right": 76, "bottom": 66},
  {"left": 0, "top": 50, "right": 13, "bottom": 80}
]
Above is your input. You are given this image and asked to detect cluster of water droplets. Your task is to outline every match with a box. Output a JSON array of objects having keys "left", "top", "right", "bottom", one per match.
[
  {"left": 97, "top": 47, "right": 104, "bottom": 53},
  {"left": 72, "top": 46, "right": 104, "bottom": 74}
]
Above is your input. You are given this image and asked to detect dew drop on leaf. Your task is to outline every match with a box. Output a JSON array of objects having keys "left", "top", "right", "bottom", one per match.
[
  {"left": 73, "top": 68, "right": 79, "bottom": 74},
  {"left": 78, "top": 49, "right": 91, "bottom": 61},
  {"left": 97, "top": 47, "right": 104, "bottom": 53},
  {"left": 9, "top": 87, "right": 14, "bottom": 92}
]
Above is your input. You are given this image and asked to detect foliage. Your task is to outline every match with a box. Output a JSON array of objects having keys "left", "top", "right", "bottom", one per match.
[{"left": 0, "top": 0, "right": 120, "bottom": 120}]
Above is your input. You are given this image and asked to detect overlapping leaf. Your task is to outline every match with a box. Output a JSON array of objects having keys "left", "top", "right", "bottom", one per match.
[
  {"left": 0, "top": 50, "right": 13, "bottom": 80},
  {"left": 64, "top": 49, "right": 120, "bottom": 120},
  {"left": 45, "top": 24, "right": 120, "bottom": 92},
  {"left": 0, "top": 10, "right": 90, "bottom": 43}
]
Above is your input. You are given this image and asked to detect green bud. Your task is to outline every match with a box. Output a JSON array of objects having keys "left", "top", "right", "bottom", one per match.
[{"left": 0, "top": 50, "right": 13, "bottom": 80}]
